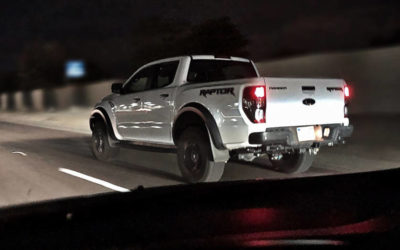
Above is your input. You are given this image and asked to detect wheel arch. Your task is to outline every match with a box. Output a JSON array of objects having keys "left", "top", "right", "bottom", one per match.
[
  {"left": 89, "top": 108, "right": 117, "bottom": 140},
  {"left": 172, "top": 103, "right": 225, "bottom": 150}
]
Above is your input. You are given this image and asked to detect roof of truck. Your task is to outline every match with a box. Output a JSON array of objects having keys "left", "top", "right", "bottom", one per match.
[
  {"left": 190, "top": 55, "right": 250, "bottom": 62},
  {"left": 143, "top": 55, "right": 251, "bottom": 66}
]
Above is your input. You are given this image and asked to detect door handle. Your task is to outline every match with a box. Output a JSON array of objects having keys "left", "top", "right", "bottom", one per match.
[
  {"left": 160, "top": 93, "right": 169, "bottom": 98},
  {"left": 133, "top": 97, "right": 140, "bottom": 102}
]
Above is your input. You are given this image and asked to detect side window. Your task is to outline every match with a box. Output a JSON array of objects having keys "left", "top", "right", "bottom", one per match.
[
  {"left": 123, "top": 66, "right": 153, "bottom": 94},
  {"left": 154, "top": 61, "right": 179, "bottom": 89}
]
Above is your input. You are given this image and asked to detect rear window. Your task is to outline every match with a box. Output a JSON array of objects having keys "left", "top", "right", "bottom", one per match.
[{"left": 187, "top": 59, "right": 257, "bottom": 83}]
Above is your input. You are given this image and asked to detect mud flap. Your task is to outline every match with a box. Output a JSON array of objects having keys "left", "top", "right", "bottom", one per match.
[{"left": 207, "top": 129, "right": 229, "bottom": 163}]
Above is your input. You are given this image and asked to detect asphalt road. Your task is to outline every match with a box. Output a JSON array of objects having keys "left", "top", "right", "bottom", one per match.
[{"left": 0, "top": 114, "right": 399, "bottom": 207}]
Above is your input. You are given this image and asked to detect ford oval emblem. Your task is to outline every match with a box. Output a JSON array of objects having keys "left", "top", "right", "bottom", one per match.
[{"left": 303, "top": 98, "right": 316, "bottom": 106}]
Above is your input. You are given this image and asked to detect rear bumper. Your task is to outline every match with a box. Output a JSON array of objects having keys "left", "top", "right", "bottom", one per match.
[{"left": 249, "top": 124, "right": 353, "bottom": 147}]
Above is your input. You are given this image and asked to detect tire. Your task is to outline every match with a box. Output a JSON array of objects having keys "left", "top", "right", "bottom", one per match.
[
  {"left": 177, "top": 127, "right": 225, "bottom": 183},
  {"left": 268, "top": 150, "right": 315, "bottom": 174},
  {"left": 91, "top": 121, "right": 119, "bottom": 161}
]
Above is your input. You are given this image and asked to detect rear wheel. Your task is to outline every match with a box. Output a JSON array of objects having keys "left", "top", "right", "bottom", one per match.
[
  {"left": 268, "top": 150, "right": 315, "bottom": 174},
  {"left": 91, "top": 121, "right": 119, "bottom": 161},
  {"left": 177, "top": 127, "right": 225, "bottom": 183}
]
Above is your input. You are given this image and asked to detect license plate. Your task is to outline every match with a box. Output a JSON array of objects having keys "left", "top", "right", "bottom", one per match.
[{"left": 297, "top": 126, "right": 316, "bottom": 142}]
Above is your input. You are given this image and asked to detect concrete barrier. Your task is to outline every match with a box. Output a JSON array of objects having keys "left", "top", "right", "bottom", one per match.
[
  {"left": 53, "top": 85, "right": 77, "bottom": 109},
  {"left": 6, "top": 92, "right": 15, "bottom": 111},
  {"left": 0, "top": 80, "right": 118, "bottom": 112},
  {"left": 83, "top": 80, "right": 115, "bottom": 107},
  {"left": 14, "top": 92, "right": 25, "bottom": 111},
  {"left": 0, "top": 93, "right": 7, "bottom": 111},
  {"left": 31, "top": 89, "right": 44, "bottom": 111}
]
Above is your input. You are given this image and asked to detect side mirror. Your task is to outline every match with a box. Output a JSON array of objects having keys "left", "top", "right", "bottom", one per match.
[{"left": 111, "top": 83, "right": 123, "bottom": 94}]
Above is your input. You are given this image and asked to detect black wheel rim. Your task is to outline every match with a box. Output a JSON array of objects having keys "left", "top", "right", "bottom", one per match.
[
  {"left": 94, "top": 129, "right": 105, "bottom": 154},
  {"left": 183, "top": 143, "right": 203, "bottom": 176}
]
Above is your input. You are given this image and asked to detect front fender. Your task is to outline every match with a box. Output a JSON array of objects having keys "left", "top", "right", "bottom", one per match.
[{"left": 90, "top": 106, "right": 120, "bottom": 140}]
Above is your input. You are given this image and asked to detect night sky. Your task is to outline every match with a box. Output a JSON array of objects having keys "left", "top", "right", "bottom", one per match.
[{"left": 1, "top": 0, "right": 399, "bottom": 76}]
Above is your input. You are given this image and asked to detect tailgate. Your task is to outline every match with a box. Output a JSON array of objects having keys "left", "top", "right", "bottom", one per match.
[{"left": 264, "top": 77, "right": 346, "bottom": 128}]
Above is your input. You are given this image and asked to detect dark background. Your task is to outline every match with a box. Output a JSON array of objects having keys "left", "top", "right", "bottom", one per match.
[{"left": 1, "top": 0, "right": 399, "bottom": 92}]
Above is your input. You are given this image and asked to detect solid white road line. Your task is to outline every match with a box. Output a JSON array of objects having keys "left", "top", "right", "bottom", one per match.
[
  {"left": 58, "top": 168, "right": 130, "bottom": 192},
  {"left": 12, "top": 151, "right": 27, "bottom": 156}
]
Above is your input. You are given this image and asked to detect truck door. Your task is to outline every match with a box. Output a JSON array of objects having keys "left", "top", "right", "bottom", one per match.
[
  {"left": 138, "top": 60, "right": 180, "bottom": 145},
  {"left": 113, "top": 65, "right": 154, "bottom": 140}
]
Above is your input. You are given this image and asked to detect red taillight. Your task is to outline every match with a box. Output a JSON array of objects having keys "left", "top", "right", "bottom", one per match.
[
  {"left": 242, "top": 86, "right": 266, "bottom": 123},
  {"left": 254, "top": 87, "right": 265, "bottom": 98},
  {"left": 344, "top": 84, "right": 350, "bottom": 117},
  {"left": 344, "top": 85, "right": 350, "bottom": 98}
]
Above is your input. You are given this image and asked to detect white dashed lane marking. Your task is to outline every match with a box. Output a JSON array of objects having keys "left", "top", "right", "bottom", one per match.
[
  {"left": 58, "top": 168, "right": 130, "bottom": 192},
  {"left": 12, "top": 151, "right": 27, "bottom": 156}
]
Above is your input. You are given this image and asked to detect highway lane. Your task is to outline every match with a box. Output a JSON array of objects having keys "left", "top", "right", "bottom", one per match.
[{"left": 0, "top": 114, "right": 399, "bottom": 207}]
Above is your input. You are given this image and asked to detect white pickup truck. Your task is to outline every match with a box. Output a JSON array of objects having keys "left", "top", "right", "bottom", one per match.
[{"left": 90, "top": 55, "right": 353, "bottom": 183}]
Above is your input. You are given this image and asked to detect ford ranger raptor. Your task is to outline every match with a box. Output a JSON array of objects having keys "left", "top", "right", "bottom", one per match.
[{"left": 90, "top": 55, "right": 353, "bottom": 183}]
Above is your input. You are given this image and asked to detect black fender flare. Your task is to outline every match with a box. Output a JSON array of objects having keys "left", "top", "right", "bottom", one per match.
[
  {"left": 89, "top": 107, "right": 117, "bottom": 140},
  {"left": 173, "top": 103, "right": 225, "bottom": 150}
]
